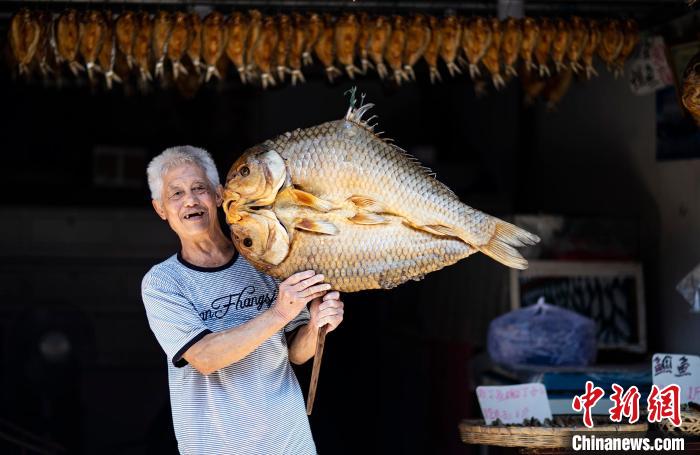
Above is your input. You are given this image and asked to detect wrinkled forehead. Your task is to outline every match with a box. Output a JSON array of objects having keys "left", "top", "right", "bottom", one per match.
[{"left": 163, "top": 163, "right": 210, "bottom": 188}]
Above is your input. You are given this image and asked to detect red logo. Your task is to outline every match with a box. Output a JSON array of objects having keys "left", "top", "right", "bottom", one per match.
[
  {"left": 608, "top": 383, "right": 641, "bottom": 424},
  {"left": 572, "top": 381, "right": 605, "bottom": 428},
  {"left": 647, "top": 384, "right": 681, "bottom": 427}
]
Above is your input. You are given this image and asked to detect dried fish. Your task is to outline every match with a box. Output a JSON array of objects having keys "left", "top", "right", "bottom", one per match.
[
  {"left": 245, "top": 10, "right": 263, "bottom": 79},
  {"left": 551, "top": 18, "right": 571, "bottom": 73},
  {"left": 582, "top": 19, "right": 601, "bottom": 79},
  {"left": 614, "top": 19, "right": 639, "bottom": 78},
  {"left": 187, "top": 12, "right": 203, "bottom": 75},
  {"left": 385, "top": 15, "right": 408, "bottom": 84},
  {"left": 153, "top": 11, "right": 172, "bottom": 80},
  {"left": 462, "top": 16, "right": 492, "bottom": 80},
  {"left": 98, "top": 12, "right": 122, "bottom": 89},
  {"left": 368, "top": 15, "right": 391, "bottom": 80},
  {"left": 225, "top": 11, "right": 249, "bottom": 83},
  {"left": 335, "top": 13, "right": 361, "bottom": 79},
  {"left": 598, "top": 19, "right": 624, "bottom": 71},
  {"left": 439, "top": 15, "right": 462, "bottom": 77},
  {"left": 168, "top": 12, "right": 191, "bottom": 80},
  {"left": 289, "top": 13, "right": 307, "bottom": 85},
  {"left": 133, "top": 11, "right": 154, "bottom": 83},
  {"left": 303, "top": 13, "right": 322, "bottom": 66},
  {"left": 403, "top": 14, "right": 431, "bottom": 81},
  {"left": 502, "top": 18, "right": 522, "bottom": 78},
  {"left": 314, "top": 14, "right": 340, "bottom": 82},
  {"left": 482, "top": 18, "right": 504, "bottom": 89},
  {"left": 519, "top": 17, "right": 539, "bottom": 73},
  {"left": 56, "top": 9, "right": 83, "bottom": 76},
  {"left": 276, "top": 14, "right": 293, "bottom": 82},
  {"left": 357, "top": 12, "right": 372, "bottom": 74},
  {"left": 115, "top": 11, "right": 137, "bottom": 69},
  {"left": 253, "top": 15, "right": 279, "bottom": 88},
  {"left": 9, "top": 8, "right": 41, "bottom": 76},
  {"left": 79, "top": 10, "right": 107, "bottom": 82},
  {"left": 567, "top": 16, "right": 588, "bottom": 74},
  {"left": 423, "top": 15, "right": 443, "bottom": 83},
  {"left": 34, "top": 11, "right": 54, "bottom": 77},
  {"left": 535, "top": 18, "right": 554, "bottom": 77},
  {"left": 202, "top": 11, "right": 227, "bottom": 82}
]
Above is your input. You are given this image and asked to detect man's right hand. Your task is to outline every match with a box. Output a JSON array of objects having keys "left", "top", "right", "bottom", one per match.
[{"left": 272, "top": 270, "right": 330, "bottom": 323}]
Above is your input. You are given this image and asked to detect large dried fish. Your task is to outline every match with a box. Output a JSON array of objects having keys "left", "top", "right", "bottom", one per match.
[
  {"left": 133, "top": 11, "right": 154, "bottom": 83},
  {"left": 276, "top": 14, "right": 293, "bottom": 82},
  {"left": 223, "top": 96, "right": 539, "bottom": 292},
  {"left": 34, "top": 11, "right": 54, "bottom": 77},
  {"left": 368, "top": 15, "right": 392, "bottom": 80},
  {"left": 335, "top": 13, "right": 361, "bottom": 79},
  {"left": 202, "top": 11, "right": 227, "bottom": 82},
  {"left": 56, "top": 9, "right": 83, "bottom": 76},
  {"left": 245, "top": 10, "right": 263, "bottom": 79},
  {"left": 482, "top": 17, "right": 504, "bottom": 89},
  {"left": 314, "top": 15, "right": 340, "bottom": 82},
  {"left": 385, "top": 15, "right": 408, "bottom": 84},
  {"left": 115, "top": 11, "right": 137, "bottom": 69},
  {"left": 535, "top": 18, "right": 554, "bottom": 77},
  {"left": 357, "top": 12, "right": 372, "bottom": 74},
  {"left": 519, "top": 17, "right": 539, "bottom": 73},
  {"left": 187, "top": 12, "right": 203, "bottom": 75},
  {"left": 423, "top": 15, "right": 443, "bottom": 83},
  {"left": 79, "top": 10, "right": 106, "bottom": 81},
  {"left": 502, "top": 18, "right": 522, "bottom": 78},
  {"left": 98, "top": 13, "right": 122, "bottom": 89},
  {"left": 582, "top": 19, "right": 601, "bottom": 79},
  {"left": 289, "top": 13, "right": 307, "bottom": 85},
  {"left": 9, "top": 9, "right": 41, "bottom": 76},
  {"left": 303, "top": 13, "right": 322, "bottom": 66},
  {"left": 168, "top": 12, "right": 191, "bottom": 80},
  {"left": 567, "top": 16, "right": 588, "bottom": 74},
  {"left": 225, "top": 12, "right": 249, "bottom": 83},
  {"left": 439, "top": 15, "right": 462, "bottom": 77},
  {"left": 402, "top": 14, "right": 431, "bottom": 81},
  {"left": 614, "top": 19, "right": 639, "bottom": 78},
  {"left": 462, "top": 16, "right": 492, "bottom": 80},
  {"left": 153, "top": 11, "right": 172, "bottom": 80},
  {"left": 551, "top": 18, "right": 570, "bottom": 73},
  {"left": 253, "top": 15, "right": 279, "bottom": 88},
  {"left": 598, "top": 19, "right": 624, "bottom": 71}
]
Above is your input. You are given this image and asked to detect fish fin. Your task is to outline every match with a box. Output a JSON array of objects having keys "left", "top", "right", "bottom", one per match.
[
  {"left": 295, "top": 218, "right": 339, "bottom": 235},
  {"left": 348, "top": 212, "right": 388, "bottom": 225},
  {"left": 477, "top": 219, "right": 540, "bottom": 269},
  {"left": 284, "top": 188, "right": 333, "bottom": 212},
  {"left": 403, "top": 220, "right": 459, "bottom": 238},
  {"left": 348, "top": 195, "right": 386, "bottom": 213}
]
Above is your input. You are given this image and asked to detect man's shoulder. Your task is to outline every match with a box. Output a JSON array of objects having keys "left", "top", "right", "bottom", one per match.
[{"left": 142, "top": 254, "right": 182, "bottom": 290}]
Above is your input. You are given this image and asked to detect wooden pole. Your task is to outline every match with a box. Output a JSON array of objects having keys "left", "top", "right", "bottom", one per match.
[{"left": 306, "top": 323, "right": 330, "bottom": 415}]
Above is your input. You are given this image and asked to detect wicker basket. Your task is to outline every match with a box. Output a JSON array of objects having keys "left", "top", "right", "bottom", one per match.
[
  {"left": 459, "top": 416, "right": 648, "bottom": 449},
  {"left": 657, "top": 409, "right": 700, "bottom": 436}
]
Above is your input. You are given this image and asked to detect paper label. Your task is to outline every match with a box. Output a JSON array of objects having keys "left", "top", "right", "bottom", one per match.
[
  {"left": 476, "top": 383, "right": 553, "bottom": 425},
  {"left": 652, "top": 353, "right": 700, "bottom": 404}
]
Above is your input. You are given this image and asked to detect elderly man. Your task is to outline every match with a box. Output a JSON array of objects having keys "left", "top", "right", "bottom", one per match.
[{"left": 141, "top": 145, "right": 344, "bottom": 454}]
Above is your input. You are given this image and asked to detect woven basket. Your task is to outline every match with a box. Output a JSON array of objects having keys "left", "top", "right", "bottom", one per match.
[
  {"left": 459, "top": 416, "right": 648, "bottom": 449},
  {"left": 657, "top": 409, "right": 700, "bottom": 436}
]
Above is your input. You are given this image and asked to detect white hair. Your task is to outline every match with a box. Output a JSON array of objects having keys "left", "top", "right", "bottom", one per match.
[{"left": 147, "top": 145, "right": 221, "bottom": 200}]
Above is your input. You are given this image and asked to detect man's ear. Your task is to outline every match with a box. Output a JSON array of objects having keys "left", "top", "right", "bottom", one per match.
[
  {"left": 215, "top": 184, "right": 224, "bottom": 207},
  {"left": 152, "top": 199, "right": 167, "bottom": 220}
]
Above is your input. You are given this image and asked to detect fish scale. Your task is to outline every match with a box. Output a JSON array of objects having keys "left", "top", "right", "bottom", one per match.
[{"left": 224, "top": 100, "right": 539, "bottom": 292}]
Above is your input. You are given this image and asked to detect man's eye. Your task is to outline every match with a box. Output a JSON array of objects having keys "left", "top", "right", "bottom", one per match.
[
  {"left": 170, "top": 191, "right": 183, "bottom": 198},
  {"left": 194, "top": 186, "right": 206, "bottom": 193}
]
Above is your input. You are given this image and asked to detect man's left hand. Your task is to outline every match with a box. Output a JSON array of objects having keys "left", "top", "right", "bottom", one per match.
[{"left": 309, "top": 291, "right": 344, "bottom": 333}]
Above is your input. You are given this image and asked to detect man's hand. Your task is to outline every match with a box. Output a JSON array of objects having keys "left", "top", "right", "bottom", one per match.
[
  {"left": 309, "top": 291, "right": 344, "bottom": 333},
  {"left": 273, "top": 270, "right": 331, "bottom": 323}
]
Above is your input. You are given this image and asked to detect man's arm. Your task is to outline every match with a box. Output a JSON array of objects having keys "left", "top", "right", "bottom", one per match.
[
  {"left": 183, "top": 270, "right": 330, "bottom": 375},
  {"left": 288, "top": 291, "right": 345, "bottom": 365}
]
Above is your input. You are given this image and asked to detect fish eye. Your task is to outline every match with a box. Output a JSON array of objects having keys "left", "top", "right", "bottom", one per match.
[
  {"left": 243, "top": 238, "right": 253, "bottom": 247},
  {"left": 239, "top": 166, "right": 250, "bottom": 177}
]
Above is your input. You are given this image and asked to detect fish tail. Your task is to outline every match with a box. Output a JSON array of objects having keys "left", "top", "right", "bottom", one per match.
[{"left": 476, "top": 218, "right": 540, "bottom": 269}]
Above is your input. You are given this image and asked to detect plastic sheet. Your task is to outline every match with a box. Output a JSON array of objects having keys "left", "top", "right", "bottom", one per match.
[{"left": 487, "top": 297, "right": 597, "bottom": 367}]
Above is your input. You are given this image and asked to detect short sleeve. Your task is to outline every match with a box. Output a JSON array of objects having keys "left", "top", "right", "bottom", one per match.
[
  {"left": 142, "top": 270, "right": 211, "bottom": 368},
  {"left": 285, "top": 306, "right": 310, "bottom": 333}
]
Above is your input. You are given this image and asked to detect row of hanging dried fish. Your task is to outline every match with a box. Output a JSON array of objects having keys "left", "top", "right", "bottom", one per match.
[{"left": 8, "top": 8, "right": 640, "bottom": 90}]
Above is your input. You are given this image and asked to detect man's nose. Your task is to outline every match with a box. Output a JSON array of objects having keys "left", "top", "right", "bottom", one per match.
[{"left": 183, "top": 191, "right": 199, "bottom": 206}]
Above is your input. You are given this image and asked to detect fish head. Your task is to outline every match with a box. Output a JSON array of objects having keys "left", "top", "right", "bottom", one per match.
[
  {"left": 224, "top": 146, "right": 287, "bottom": 214},
  {"left": 229, "top": 208, "right": 290, "bottom": 268}
]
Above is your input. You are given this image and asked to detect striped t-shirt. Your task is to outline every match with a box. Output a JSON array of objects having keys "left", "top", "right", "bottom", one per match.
[{"left": 141, "top": 251, "right": 316, "bottom": 455}]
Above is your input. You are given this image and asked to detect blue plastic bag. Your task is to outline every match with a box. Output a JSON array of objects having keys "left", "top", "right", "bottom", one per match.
[{"left": 487, "top": 297, "right": 597, "bottom": 367}]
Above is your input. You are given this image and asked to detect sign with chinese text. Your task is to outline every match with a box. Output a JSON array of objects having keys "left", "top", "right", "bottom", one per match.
[
  {"left": 476, "top": 383, "right": 553, "bottom": 425},
  {"left": 652, "top": 353, "right": 700, "bottom": 404}
]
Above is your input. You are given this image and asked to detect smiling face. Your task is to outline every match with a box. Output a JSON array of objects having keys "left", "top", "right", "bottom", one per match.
[{"left": 152, "top": 163, "right": 223, "bottom": 241}]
